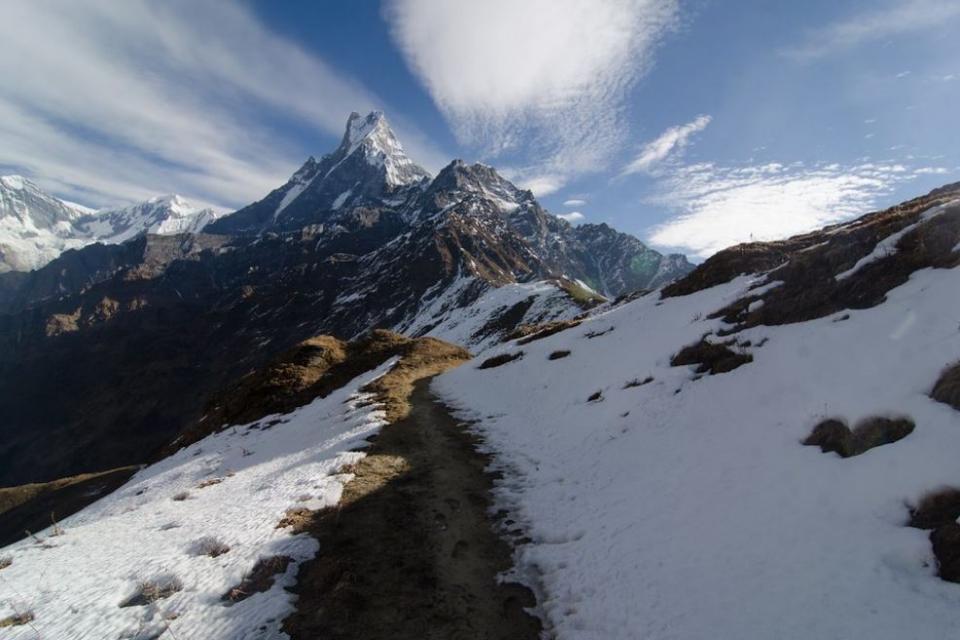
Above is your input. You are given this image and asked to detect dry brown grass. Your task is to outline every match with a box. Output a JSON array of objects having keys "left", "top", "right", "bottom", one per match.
[
  {"left": 477, "top": 351, "right": 524, "bottom": 370},
  {"left": 548, "top": 350, "right": 571, "bottom": 360},
  {"left": 803, "top": 416, "right": 914, "bottom": 458},
  {"left": 510, "top": 319, "right": 582, "bottom": 345},
  {"left": 0, "top": 611, "right": 34, "bottom": 628},
  {"left": 190, "top": 536, "right": 230, "bottom": 558},
  {"left": 171, "top": 491, "right": 190, "bottom": 502},
  {"left": 120, "top": 575, "right": 183, "bottom": 607},
  {"left": 222, "top": 555, "right": 293, "bottom": 604},
  {"left": 0, "top": 556, "right": 10, "bottom": 571},
  {"left": 0, "top": 465, "right": 139, "bottom": 516},
  {"left": 196, "top": 477, "right": 224, "bottom": 489},
  {"left": 930, "top": 523, "right": 960, "bottom": 583},
  {"left": 931, "top": 362, "right": 960, "bottom": 411},
  {"left": 623, "top": 376, "right": 654, "bottom": 389}
]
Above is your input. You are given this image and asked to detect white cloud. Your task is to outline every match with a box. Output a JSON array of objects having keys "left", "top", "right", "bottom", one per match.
[
  {"left": 0, "top": 0, "right": 443, "bottom": 209},
  {"left": 386, "top": 0, "right": 679, "bottom": 184},
  {"left": 563, "top": 199, "right": 587, "bottom": 207},
  {"left": 622, "top": 115, "right": 712, "bottom": 175},
  {"left": 557, "top": 211, "right": 586, "bottom": 223},
  {"left": 648, "top": 161, "right": 914, "bottom": 258},
  {"left": 914, "top": 166, "right": 949, "bottom": 175},
  {"left": 783, "top": 0, "right": 960, "bottom": 60}
]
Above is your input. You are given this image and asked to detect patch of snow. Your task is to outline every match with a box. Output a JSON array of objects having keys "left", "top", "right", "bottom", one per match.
[
  {"left": 0, "top": 360, "right": 398, "bottom": 639},
  {"left": 331, "top": 189, "right": 352, "bottom": 210}
]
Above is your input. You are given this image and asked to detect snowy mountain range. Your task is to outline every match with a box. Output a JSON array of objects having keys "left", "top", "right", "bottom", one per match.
[{"left": 0, "top": 175, "right": 219, "bottom": 273}]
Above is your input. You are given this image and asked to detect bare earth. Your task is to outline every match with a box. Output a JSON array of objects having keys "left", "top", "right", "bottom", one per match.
[{"left": 283, "top": 377, "right": 542, "bottom": 640}]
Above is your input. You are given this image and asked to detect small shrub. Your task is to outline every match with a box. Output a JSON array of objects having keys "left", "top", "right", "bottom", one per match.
[
  {"left": 477, "top": 351, "right": 523, "bottom": 369},
  {"left": 513, "top": 319, "right": 582, "bottom": 345},
  {"left": 930, "top": 522, "right": 960, "bottom": 583},
  {"left": 548, "top": 350, "right": 571, "bottom": 360},
  {"left": 623, "top": 376, "right": 654, "bottom": 389},
  {"left": 931, "top": 362, "right": 960, "bottom": 411},
  {"left": 0, "top": 557, "right": 10, "bottom": 571},
  {"left": 190, "top": 536, "right": 230, "bottom": 558},
  {"left": 908, "top": 487, "right": 960, "bottom": 530},
  {"left": 120, "top": 575, "right": 183, "bottom": 607},
  {"left": 0, "top": 611, "right": 34, "bottom": 628},
  {"left": 670, "top": 339, "right": 752, "bottom": 375},
  {"left": 803, "top": 416, "right": 914, "bottom": 458},
  {"left": 171, "top": 491, "right": 191, "bottom": 502},
  {"left": 587, "top": 391, "right": 603, "bottom": 402}
]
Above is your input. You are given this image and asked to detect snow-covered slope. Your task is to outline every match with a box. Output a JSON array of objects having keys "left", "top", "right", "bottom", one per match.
[
  {"left": 0, "top": 359, "right": 396, "bottom": 639},
  {"left": 433, "top": 199, "right": 960, "bottom": 638},
  {"left": 0, "top": 175, "right": 89, "bottom": 272},
  {"left": 0, "top": 176, "right": 219, "bottom": 272}
]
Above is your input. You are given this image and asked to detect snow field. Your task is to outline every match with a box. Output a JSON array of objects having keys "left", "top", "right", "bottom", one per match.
[{"left": 0, "top": 359, "right": 399, "bottom": 640}]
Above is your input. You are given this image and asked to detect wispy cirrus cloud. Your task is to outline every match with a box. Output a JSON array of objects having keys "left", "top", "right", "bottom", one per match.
[
  {"left": 647, "top": 161, "right": 917, "bottom": 258},
  {"left": 563, "top": 199, "right": 588, "bottom": 207},
  {"left": 782, "top": 0, "right": 960, "bottom": 61},
  {"left": 622, "top": 115, "right": 712, "bottom": 175},
  {"left": 385, "top": 0, "right": 680, "bottom": 192},
  {"left": 0, "top": 0, "right": 443, "bottom": 209}
]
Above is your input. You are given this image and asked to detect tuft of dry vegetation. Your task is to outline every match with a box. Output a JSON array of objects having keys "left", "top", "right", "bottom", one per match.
[
  {"left": 276, "top": 507, "right": 312, "bottom": 534},
  {"left": 0, "top": 556, "right": 11, "bottom": 571},
  {"left": 803, "top": 416, "right": 914, "bottom": 458},
  {"left": 0, "top": 611, "right": 34, "bottom": 628},
  {"left": 623, "top": 376, "right": 654, "bottom": 389},
  {"left": 908, "top": 487, "right": 960, "bottom": 530},
  {"left": 931, "top": 362, "right": 960, "bottom": 411},
  {"left": 196, "top": 477, "right": 224, "bottom": 489},
  {"left": 907, "top": 487, "right": 960, "bottom": 584},
  {"left": 222, "top": 555, "right": 293, "bottom": 604},
  {"left": 548, "top": 350, "right": 571, "bottom": 360},
  {"left": 477, "top": 351, "right": 523, "bottom": 370},
  {"left": 120, "top": 575, "right": 183, "bottom": 607},
  {"left": 670, "top": 339, "right": 753, "bottom": 375},
  {"left": 190, "top": 536, "right": 230, "bottom": 558},
  {"left": 584, "top": 326, "right": 614, "bottom": 339},
  {"left": 171, "top": 491, "right": 190, "bottom": 502},
  {"left": 930, "top": 523, "right": 960, "bottom": 583},
  {"left": 509, "top": 319, "right": 583, "bottom": 345}
]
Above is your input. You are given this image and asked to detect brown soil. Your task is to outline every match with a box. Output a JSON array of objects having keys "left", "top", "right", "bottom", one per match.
[
  {"left": 0, "top": 465, "right": 139, "bottom": 547},
  {"left": 282, "top": 378, "right": 542, "bottom": 640}
]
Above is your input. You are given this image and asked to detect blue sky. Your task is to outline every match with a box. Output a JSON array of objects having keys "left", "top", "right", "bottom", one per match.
[{"left": 0, "top": 0, "right": 957, "bottom": 258}]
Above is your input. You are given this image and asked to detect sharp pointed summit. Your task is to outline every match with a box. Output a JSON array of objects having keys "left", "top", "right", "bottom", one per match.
[{"left": 208, "top": 111, "right": 430, "bottom": 234}]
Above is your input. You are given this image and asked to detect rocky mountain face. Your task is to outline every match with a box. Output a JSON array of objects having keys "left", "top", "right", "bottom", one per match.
[
  {"left": 0, "top": 111, "right": 691, "bottom": 487},
  {"left": 0, "top": 176, "right": 219, "bottom": 273}
]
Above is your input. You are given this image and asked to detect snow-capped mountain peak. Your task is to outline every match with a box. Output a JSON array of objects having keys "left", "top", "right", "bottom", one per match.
[
  {"left": 339, "top": 110, "right": 430, "bottom": 187},
  {"left": 0, "top": 178, "right": 220, "bottom": 272}
]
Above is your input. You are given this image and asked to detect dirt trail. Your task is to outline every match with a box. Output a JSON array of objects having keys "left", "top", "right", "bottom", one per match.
[{"left": 283, "top": 377, "right": 542, "bottom": 640}]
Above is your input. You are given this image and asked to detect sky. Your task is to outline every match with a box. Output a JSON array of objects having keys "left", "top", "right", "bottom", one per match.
[{"left": 0, "top": 0, "right": 957, "bottom": 260}]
